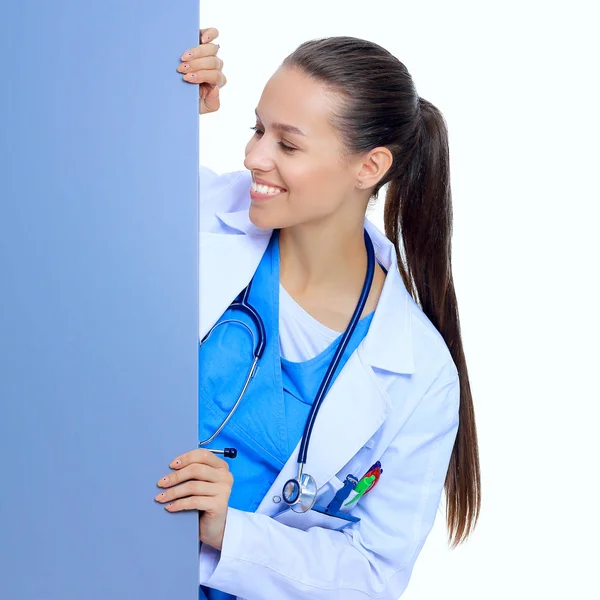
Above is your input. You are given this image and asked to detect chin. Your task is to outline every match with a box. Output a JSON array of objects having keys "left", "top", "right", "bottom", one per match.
[{"left": 248, "top": 205, "right": 279, "bottom": 231}]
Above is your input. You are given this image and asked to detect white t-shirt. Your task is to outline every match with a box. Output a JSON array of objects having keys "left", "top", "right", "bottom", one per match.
[{"left": 278, "top": 284, "right": 340, "bottom": 362}]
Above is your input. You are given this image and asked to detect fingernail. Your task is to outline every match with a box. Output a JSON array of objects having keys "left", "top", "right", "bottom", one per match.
[
  {"left": 162, "top": 476, "right": 169, "bottom": 483},
  {"left": 186, "top": 52, "right": 193, "bottom": 58}
]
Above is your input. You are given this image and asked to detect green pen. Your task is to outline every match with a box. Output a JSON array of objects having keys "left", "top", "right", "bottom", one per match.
[{"left": 343, "top": 475, "right": 376, "bottom": 507}]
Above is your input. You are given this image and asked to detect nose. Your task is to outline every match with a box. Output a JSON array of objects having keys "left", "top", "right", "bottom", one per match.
[{"left": 243, "top": 135, "right": 276, "bottom": 173}]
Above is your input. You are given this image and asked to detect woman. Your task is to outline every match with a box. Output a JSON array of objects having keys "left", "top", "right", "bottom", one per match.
[{"left": 155, "top": 27, "right": 480, "bottom": 599}]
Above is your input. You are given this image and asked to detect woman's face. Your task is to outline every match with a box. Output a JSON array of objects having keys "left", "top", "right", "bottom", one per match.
[{"left": 243, "top": 67, "right": 359, "bottom": 231}]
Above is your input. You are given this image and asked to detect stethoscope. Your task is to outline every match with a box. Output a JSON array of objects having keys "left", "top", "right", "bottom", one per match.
[{"left": 199, "top": 229, "right": 375, "bottom": 513}]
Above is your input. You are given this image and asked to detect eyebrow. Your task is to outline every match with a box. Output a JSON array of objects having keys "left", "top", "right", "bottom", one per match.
[{"left": 254, "top": 109, "right": 307, "bottom": 137}]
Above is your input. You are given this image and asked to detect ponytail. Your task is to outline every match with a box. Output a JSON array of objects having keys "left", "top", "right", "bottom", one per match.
[{"left": 384, "top": 97, "right": 481, "bottom": 546}]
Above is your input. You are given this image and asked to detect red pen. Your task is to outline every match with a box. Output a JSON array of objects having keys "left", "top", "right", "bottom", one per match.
[{"left": 360, "top": 461, "right": 383, "bottom": 496}]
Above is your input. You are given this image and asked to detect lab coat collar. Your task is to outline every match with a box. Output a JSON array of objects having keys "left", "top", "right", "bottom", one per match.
[
  {"left": 215, "top": 206, "right": 272, "bottom": 238},
  {"left": 212, "top": 208, "right": 416, "bottom": 376},
  {"left": 360, "top": 219, "right": 415, "bottom": 375}
]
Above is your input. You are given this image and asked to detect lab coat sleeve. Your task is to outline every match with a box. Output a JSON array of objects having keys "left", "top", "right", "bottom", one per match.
[{"left": 198, "top": 369, "right": 461, "bottom": 599}]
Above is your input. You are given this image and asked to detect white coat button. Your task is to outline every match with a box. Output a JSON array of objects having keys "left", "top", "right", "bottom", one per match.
[{"left": 272, "top": 495, "right": 282, "bottom": 503}]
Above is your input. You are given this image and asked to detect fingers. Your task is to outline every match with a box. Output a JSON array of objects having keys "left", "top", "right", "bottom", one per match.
[
  {"left": 180, "top": 41, "right": 220, "bottom": 63},
  {"left": 160, "top": 463, "right": 225, "bottom": 489},
  {"left": 155, "top": 480, "right": 229, "bottom": 513},
  {"left": 164, "top": 495, "right": 221, "bottom": 513},
  {"left": 178, "top": 44, "right": 226, "bottom": 89},
  {"left": 156, "top": 449, "right": 230, "bottom": 490},
  {"left": 171, "top": 448, "right": 230, "bottom": 471},
  {"left": 199, "top": 27, "right": 219, "bottom": 44},
  {"left": 178, "top": 55, "right": 223, "bottom": 75},
  {"left": 178, "top": 55, "right": 225, "bottom": 86},
  {"left": 155, "top": 480, "right": 217, "bottom": 503},
  {"left": 155, "top": 448, "right": 234, "bottom": 513}
]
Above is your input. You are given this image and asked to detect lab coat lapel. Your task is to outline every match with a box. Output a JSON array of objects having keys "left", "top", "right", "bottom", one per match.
[
  {"left": 255, "top": 347, "right": 391, "bottom": 516},
  {"left": 302, "top": 350, "right": 392, "bottom": 484},
  {"left": 199, "top": 224, "right": 271, "bottom": 341}
]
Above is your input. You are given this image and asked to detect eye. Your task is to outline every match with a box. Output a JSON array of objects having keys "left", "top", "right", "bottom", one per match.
[{"left": 249, "top": 126, "right": 297, "bottom": 154}]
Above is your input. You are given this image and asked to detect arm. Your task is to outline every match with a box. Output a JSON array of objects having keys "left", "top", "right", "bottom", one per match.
[{"left": 199, "top": 369, "right": 460, "bottom": 599}]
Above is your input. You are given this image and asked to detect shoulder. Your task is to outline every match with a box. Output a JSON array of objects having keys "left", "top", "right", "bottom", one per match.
[
  {"left": 363, "top": 227, "right": 459, "bottom": 428},
  {"left": 364, "top": 221, "right": 458, "bottom": 388},
  {"left": 407, "top": 294, "right": 459, "bottom": 384},
  {"left": 397, "top": 293, "right": 459, "bottom": 418}
]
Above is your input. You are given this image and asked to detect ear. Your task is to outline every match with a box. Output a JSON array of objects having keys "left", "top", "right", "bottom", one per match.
[{"left": 357, "top": 147, "right": 393, "bottom": 188}]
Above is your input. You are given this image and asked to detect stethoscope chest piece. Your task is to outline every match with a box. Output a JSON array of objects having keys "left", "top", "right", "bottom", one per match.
[{"left": 282, "top": 472, "right": 317, "bottom": 513}]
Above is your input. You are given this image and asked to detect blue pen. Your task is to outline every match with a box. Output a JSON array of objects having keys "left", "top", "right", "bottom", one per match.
[{"left": 325, "top": 475, "right": 359, "bottom": 514}]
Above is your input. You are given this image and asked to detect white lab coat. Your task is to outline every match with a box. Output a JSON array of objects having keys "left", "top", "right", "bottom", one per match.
[{"left": 198, "top": 165, "right": 460, "bottom": 600}]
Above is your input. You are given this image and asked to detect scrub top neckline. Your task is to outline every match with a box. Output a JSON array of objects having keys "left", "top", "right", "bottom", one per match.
[
  {"left": 279, "top": 282, "right": 375, "bottom": 339},
  {"left": 280, "top": 312, "right": 373, "bottom": 369}
]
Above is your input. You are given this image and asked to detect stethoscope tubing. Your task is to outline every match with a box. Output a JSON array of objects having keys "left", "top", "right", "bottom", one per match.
[
  {"left": 197, "top": 277, "right": 264, "bottom": 448},
  {"left": 296, "top": 229, "right": 375, "bottom": 465}
]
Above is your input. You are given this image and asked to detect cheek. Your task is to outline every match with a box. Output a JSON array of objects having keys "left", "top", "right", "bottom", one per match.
[
  {"left": 290, "top": 168, "right": 340, "bottom": 207},
  {"left": 288, "top": 166, "right": 328, "bottom": 194}
]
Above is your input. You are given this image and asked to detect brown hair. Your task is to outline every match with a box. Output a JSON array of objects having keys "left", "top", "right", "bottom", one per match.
[{"left": 283, "top": 36, "right": 480, "bottom": 546}]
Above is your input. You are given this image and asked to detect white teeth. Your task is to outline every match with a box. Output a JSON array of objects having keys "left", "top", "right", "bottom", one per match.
[{"left": 251, "top": 181, "right": 285, "bottom": 195}]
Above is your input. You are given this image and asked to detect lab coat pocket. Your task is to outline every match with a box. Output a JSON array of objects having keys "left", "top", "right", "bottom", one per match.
[
  {"left": 271, "top": 476, "right": 357, "bottom": 532},
  {"left": 272, "top": 506, "right": 354, "bottom": 532}
]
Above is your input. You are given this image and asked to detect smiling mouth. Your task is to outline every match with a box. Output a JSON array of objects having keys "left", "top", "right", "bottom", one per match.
[{"left": 250, "top": 180, "right": 287, "bottom": 196}]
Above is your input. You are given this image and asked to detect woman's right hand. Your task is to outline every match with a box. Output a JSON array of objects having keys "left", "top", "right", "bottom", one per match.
[{"left": 178, "top": 27, "right": 227, "bottom": 114}]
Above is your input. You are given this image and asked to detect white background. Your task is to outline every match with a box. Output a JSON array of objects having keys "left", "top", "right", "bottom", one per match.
[{"left": 198, "top": 1, "right": 599, "bottom": 597}]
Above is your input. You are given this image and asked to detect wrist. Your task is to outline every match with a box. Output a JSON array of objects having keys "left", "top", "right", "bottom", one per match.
[{"left": 199, "top": 511, "right": 228, "bottom": 551}]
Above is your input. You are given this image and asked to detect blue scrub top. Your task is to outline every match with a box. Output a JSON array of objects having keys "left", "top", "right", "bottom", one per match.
[{"left": 199, "top": 231, "right": 374, "bottom": 600}]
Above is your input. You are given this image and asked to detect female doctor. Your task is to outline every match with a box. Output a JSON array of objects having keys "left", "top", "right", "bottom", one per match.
[{"left": 155, "top": 27, "right": 481, "bottom": 599}]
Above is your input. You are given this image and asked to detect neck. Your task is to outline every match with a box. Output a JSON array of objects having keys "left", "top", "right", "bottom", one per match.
[{"left": 278, "top": 217, "right": 368, "bottom": 295}]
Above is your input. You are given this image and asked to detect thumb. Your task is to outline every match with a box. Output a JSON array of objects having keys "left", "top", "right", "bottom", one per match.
[{"left": 204, "top": 85, "right": 220, "bottom": 112}]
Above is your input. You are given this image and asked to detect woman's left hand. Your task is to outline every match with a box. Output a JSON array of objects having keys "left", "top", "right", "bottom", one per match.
[{"left": 155, "top": 448, "right": 234, "bottom": 551}]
